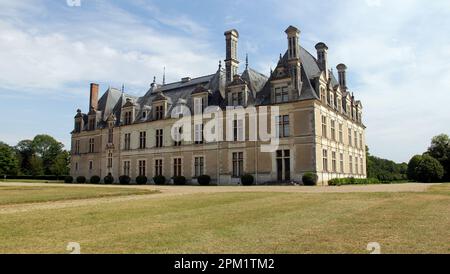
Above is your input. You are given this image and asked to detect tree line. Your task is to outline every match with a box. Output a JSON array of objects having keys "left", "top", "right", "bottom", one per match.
[{"left": 0, "top": 135, "right": 70, "bottom": 177}]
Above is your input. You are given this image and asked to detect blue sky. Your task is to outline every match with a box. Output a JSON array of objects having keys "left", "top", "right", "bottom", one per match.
[{"left": 0, "top": 0, "right": 449, "bottom": 163}]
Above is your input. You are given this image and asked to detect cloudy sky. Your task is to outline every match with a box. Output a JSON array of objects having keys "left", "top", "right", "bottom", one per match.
[{"left": 0, "top": 0, "right": 449, "bottom": 163}]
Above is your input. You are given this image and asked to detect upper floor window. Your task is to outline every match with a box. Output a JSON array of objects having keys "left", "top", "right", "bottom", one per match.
[
  {"left": 354, "top": 130, "right": 358, "bottom": 148},
  {"left": 88, "top": 118, "right": 95, "bottom": 131},
  {"left": 277, "top": 115, "right": 290, "bottom": 138},
  {"left": 142, "top": 111, "right": 147, "bottom": 119},
  {"left": 359, "top": 133, "right": 363, "bottom": 149},
  {"left": 275, "top": 87, "right": 289, "bottom": 103},
  {"left": 124, "top": 133, "right": 131, "bottom": 150},
  {"left": 231, "top": 92, "right": 244, "bottom": 106},
  {"left": 348, "top": 129, "right": 352, "bottom": 146},
  {"left": 139, "top": 131, "right": 146, "bottom": 149},
  {"left": 338, "top": 124, "right": 343, "bottom": 143},
  {"left": 155, "top": 105, "right": 164, "bottom": 120},
  {"left": 124, "top": 111, "right": 132, "bottom": 125},
  {"left": 74, "top": 140, "right": 80, "bottom": 154},
  {"left": 174, "top": 127, "right": 182, "bottom": 147},
  {"left": 233, "top": 119, "right": 244, "bottom": 141},
  {"left": 331, "top": 120, "right": 336, "bottom": 141},
  {"left": 194, "top": 97, "right": 206, "bottom": 114},
  {"left": 74, "top": 121, "right": 81, "bottom": 133},
  {"left": 108, "top": 128, "right": 114, "bottom": 144},
  {"left": 194, "top": 124, "right": 204, "bottom": 145},
  {"left": 156, "top": 129, "right": 164, "bottom": 148},
  {"left": 322, "top": 116, "right": 327, "bottom": 138},
  {"left": 89, "top": 138, "right": 95, "bottom": 153}
]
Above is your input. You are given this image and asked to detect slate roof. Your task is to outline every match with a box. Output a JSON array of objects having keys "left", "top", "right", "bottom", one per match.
[{"left": 88, "top": 45, "right": 341, "bottom": 128}]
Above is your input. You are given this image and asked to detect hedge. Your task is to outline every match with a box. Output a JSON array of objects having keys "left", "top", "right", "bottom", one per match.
[
  {"left": 328, "top": 177, "right": 381, "bottom": 186},
  {"left": 0, "top": 175, "right": 66, "bottom": 181}
]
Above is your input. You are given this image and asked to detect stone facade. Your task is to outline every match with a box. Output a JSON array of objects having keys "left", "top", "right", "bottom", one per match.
[{"left": 70, "top": 25, "right": 366, "bottom": 185}]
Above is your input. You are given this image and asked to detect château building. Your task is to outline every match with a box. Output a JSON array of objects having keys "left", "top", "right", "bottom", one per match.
[{"left": 71, "top": 26, "right": 367, "bottom": 185}]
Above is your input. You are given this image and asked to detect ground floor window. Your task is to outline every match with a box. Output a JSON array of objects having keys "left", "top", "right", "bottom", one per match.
[
  {"left": 154, "top": 159, "right": 163, "bottom": 176},
  {"left": 173, "top": 158, "right": 182, "bottom": 177},
  {"left": 89, "top": 161, "right": 93, "bottom": 171},
  {"left": 340, "top": 153, "right": 344, "bottom": 173},
  {"left": 322, "top": 149, "right": 328, "bottom": 172},
  {"left": 123, "top": 161, "right": 131, "bottom": 176},
  {"left": 107, "top": 152, "right": 113, "bottom": 168},
  {"left": 232, "top": 152, "right": 244, "bottom": 178},
  {"left": 194, "top": 156, "right": 204, "bottom": 177},
  {"left": 332, "top": 152, "right": 337, "bottom": 173},
  {"left": 276, "top": 150, "right": 291, "bottom": 182},
  {"left": 349, "top": 156, "right": 353, "bottom": 174},
  {"left": 138, "top": 160, "right": 146, "bottom": 176}
]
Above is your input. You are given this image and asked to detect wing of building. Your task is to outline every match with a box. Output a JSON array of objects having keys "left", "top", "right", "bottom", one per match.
[{"left": 71, "top": 25, "right": 366, "bottom": 185}]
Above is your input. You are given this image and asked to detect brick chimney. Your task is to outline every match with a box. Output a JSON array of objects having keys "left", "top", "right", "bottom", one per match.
[
  {"left": 315, "top": 42, "right": 329, "bottom": 78},
  {"left": 89, "top": 83, "right": 99, "bottom": 111},
  {"left": 336, "top": 64, "right": 348, "bottom": 90},
  {"left": 224, "top": 29, "right": 239, "bottom": 83}
]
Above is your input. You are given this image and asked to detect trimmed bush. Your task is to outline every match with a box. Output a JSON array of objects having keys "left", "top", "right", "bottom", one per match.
[
  {"left": 302, "top": 172, "right": 318, "bottom": 186},
  {"left": 136, "top": 175, "right": 148, "bottom": 185},
  {"left": 104, "top": 174, "right": 114, "bottom": 185},
  {"left": 197, "top": 175, "right": 211, "bottom": 186},
  {"left": 64, "top": 176, "right": 73, "bottom": 184},
  {"left": 328, "top": 177, "right": 381, "bottom": 186},
  {"left": 241, "top": 174, "right": 255, "bottom": 186},
  {"left": 414, "top": 155, "right": 444, "bottom": 183},
  {"left": 119, "top": 175, "right": 131, "bottom": 185},
  {"left": 173, "top": 176, "right": 187, "bottom": 185},
  {"left": 76, "top": 176, "right": 86, "bottom": 184},
  {"left": 153, "top": 175, "right": 166, "bottom": 185},
  {"left": 90, "top": 175, "right": 101, "bottom": 184}
]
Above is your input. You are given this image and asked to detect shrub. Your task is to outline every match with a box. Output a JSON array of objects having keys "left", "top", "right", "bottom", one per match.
[
  {"left": 119, "top": 175, "right": 131, "bottom": 185},
  {"left": 104, "top": 174, "right": 114, "bottom": 184},
  {"left": 241, "top": 174, "right": 255, "bottom": 186},
  {"left": 136, "top": 175, "right": 148, "bottom": 185},
  {"left": 197, "top": 175, "right": 211, "bottom": 186},
  {"left": 76, "top": 176, "right": 86, "bottom": 184},
  {"left": 414, "top": 155, "right": 444, "bottom": 183},
  {"left": 407, "top": 155, "right": 423, "bottom": 181},
  {"left": 302, "top": 172, "right": 318, "bottom": 186},
  {"left": 328, "top": 177, "right": 381, "bottom": 186},
  {"left": 173, "top": 176, "right": 186, "bottom": 185},
  {"left": 2, "top": 175, "right": 64, "bottom": 181},
  {"left": 90, "top": 175, "right": 101, "bottom": 184},
  {"left": 64, "top": 176, "right": 73, "bottom": 184},
  {"left": 153, "top": 175, "right": 166, "bottom": 185}
]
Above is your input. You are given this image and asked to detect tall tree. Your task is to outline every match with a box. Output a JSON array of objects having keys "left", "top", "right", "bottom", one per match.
[
  {"left": 51, "top": 151, "right": 70, "bottom": 177},
  {"left": 0, "top": 142, "right": 19, "bottom": 175},
  {"left": 427, "top": 134, "right": 450, "bottom": 180},
  {"left": 15, "top": 140, "right": 34, "bottom": 175},
  {"left": 32, "top": 135, "right": 64, "bottom": 175},
  {"left": 29, "top": 155, "right": 44, "bottom": 176}
]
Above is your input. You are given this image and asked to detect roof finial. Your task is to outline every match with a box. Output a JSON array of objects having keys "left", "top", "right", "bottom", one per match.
[
  {"left": 163, "top": 67, "right": 166, "bottom": 85},
  {"left": 279, "top": 53, "right": 282, "bottom": 60},
  {"left": 270, "top": 67, "right": 273, "bottom": 75},
  {"left": 245, "top": 53, "right": 249, "bottom": 70},
  {"left": 218, "top": 60, "right": 222, "bottom": 70},
  {"left": 121, "top": 84, "right": 125, "bottom": 93}
]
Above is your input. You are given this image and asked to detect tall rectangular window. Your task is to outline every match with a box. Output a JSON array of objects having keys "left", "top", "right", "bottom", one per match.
[
  {"left": 233, "top": 119, "right": 244, "bottom": 141},
  {"left": 322, "top": 116, "right": 327, "bottom": 138},
  {"left": 139, "top": 131, "right": 146, "bottom": 149},
  {"left": 107, "top": 152, "right": 113, "bottom": 168},
  {"left": 359, "top": 133, "right": 363, "bottom": 149},
  {"left": 349, "top": 156, "right": 353, "bottom": 174},
  {"left": 75, "top": 121, "right": 81, "bottom": 133},
  {"left": 173, "top": 158, "right": 182, "bottom": 177},
  {"left": 354, "top": 130, "right": 358, "bottom": 149},
  {"left": 232, "top": 152, "right": 244, "bottom": 178},
  {"left": 89, "top": 161, "right": 93, "bottom": 171},
  {"left": 156, "top": 129, "right": 163, "bottom": 148},
  {"left": 340, "top": 153, "right": 344, "bottom": 173},
  {"left": 154, "top": 159, "right": 163, "bottom": 176},
  {"left": 276, "top": 150, "right": 291, "bottom": 182},
  {"left": 194, "top": 124, "right": 204, "bottom": 144},
  {"left": 123, "top": 161, "right": 130, "bottom": 176},
  {"left": 89, "top": 118, "right": 95, "bottom": 131},
  {"left": 138, "top": 160, "right": 146, "bottom": 176},
  {"left": 331, "top": 120, "right": 336, "bottom": 141},
  {"left": 75, "top": 140, "right": 80, "bottom": 154},
  {"left": 89, "top": 138, "right": 95, "bottom": 153},
  {"left": 355, "top": 156, "right": 359, "bottom": 174},
  {"left": 360, "top": 158, "right": 364, "bottom": 174},
  {"left": 155, "top": 105, "right": 164, "bottom": 120},
  {"left": 348, "top": 129, "right": 352, "bottom": 146},
  {"left": 124, "top": 111, "right": 132, "bottom": 125},
  {"left": 194, "top": 156, "right": 204, "bottom": 177},
  {"left": 277, "top": 115, "right": 290, "bottom": 138},
  {"left": 194, "top": 97, "right": 205, "bottom": 114},
  {"left": 232, "top": 92, "right": 244, "bottom": 106},
  {"left": 332, "top": 152, "right": 337, "bottom": 172},
  {"left": 124, "top": 133, "right": 131, "bottom": 150},
  {"left": 174, "top": 127, "right": 182, "bottom": 147},
  {"left": 339, "top": 124, "right": 343, "bottom": 143},
  {"left": 322, "top": 149, "right": 328, "bottom": 172}
]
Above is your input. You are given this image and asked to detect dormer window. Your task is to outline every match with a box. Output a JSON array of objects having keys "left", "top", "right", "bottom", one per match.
[
  {"left": 74, "top": 120, "right": 82, "bottom": 133},
  {"left": 275, "top": 87, "right": 289, "bottom": 103},
  {"left": 155, "top": 105, "right": 165, "bottom": 120},
  {"left": 231, "top": 92, "right": 244, "bottom": 106},
  {"left": 124, "top": 111, "right": 132, "bottom": 125},
  {"left": 142, "top": 111, "right": 147, "bottom": 119},
  {"left": 88, "top": 117, "right": 96, "bottom": 131},
  {"left": 194, "top": 97, "right": 207, "bottom": 114}
]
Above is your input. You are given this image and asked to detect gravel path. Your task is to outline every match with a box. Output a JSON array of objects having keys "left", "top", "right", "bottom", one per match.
[{"left": 0, "top": 182, "right": 438, "bottom": 214}]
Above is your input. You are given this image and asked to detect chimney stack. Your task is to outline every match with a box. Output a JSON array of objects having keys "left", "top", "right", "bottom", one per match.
[
  {"left": 224, "top": 29, "right": 239, "bottom": 83},
  {"left": 285, "top": 25, "right": 300, "bottom": 60},
  {"left": 336, "top": 64, "right": 348, "bottom": 90},
  {"left": 89, "top": 83, "right": 99, "bottom": 111},
  {"left": 315, "top": 42, "right": 329, "bottom": 77}
]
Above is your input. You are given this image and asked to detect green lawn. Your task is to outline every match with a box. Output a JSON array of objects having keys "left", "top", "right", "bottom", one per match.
[
  {"left": 0, "top": 185, "right": 155, "bottom": 205},
  {"left": 1, "top": 179, "right": 65, "bottom": 184},
  {"left": 0, "top": 184, "right": 449, "bottom": 254}
]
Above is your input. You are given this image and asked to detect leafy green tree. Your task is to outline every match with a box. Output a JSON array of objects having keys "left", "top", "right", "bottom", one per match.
[
  {"left": 415, "top": 155, "right": 444, "bottom": 183},
  {"left": 15, "top": 140, "right": 34, "bottom": 175},
  {"left": 32, "top": 135, "right": 64, "bottom": 175},
  {"left": 51, "top": 151, "right": 70, "bottom": 177},
  {"left": 29, "top": 155, "right": 44, "bottom": 176},
  {"left": 366, "top": 146, "right": 407, "bottom": 181},
  {"left": 427, "top": 134, "right": 450, "bottom": 180},
  {"left": 407, "top": 155, "right": 423, "bottom": 181},
  {"left": 0, "top": 142, "right": 19, "bottom": 175}
]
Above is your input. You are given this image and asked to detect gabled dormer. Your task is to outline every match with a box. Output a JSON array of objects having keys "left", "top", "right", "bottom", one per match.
[
  {"left": 122, "top": 98, "right": 136, "bottom": 125},
  {"left": 152, "top": 91, "right": 168, "bottom": 120},
  {"left": 191, "top": 85, "right": 209, "bottom": 114},
  {"left": 74, "top": 109, "right": 84, "bottom": 133},
  {"left": 227, "top": 74, "right": 248, "bottom": 107}
]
